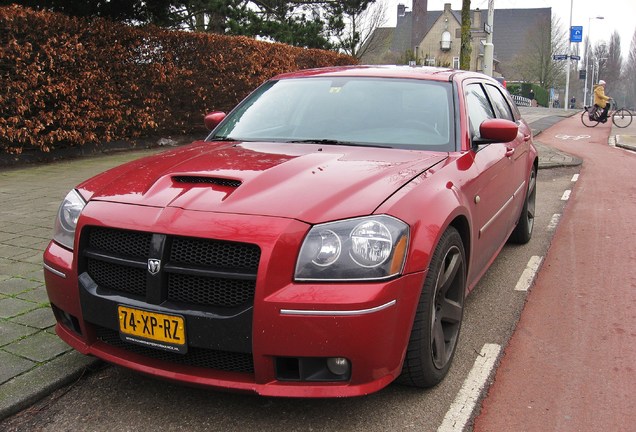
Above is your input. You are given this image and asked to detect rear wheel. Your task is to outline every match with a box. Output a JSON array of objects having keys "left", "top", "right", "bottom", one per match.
[
  {"left": 612, "top": 108, "right": 633, "bottom": 128},
  {"left": 509, "top": 164, "right": 537, "bottom": 244},
  {"left": 581, "top": 109, "right": 599, "bottom": 128},
  {"left": 398, "top": 227, "right": 466, "bottom": 388}
]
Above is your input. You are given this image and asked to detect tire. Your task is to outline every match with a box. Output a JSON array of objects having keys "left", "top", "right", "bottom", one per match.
[
  {"left": 398, "top": 227, "right": 466, "bottom": 388},
  {"left": 509, "top": 164, "right": 537, "bottom": 244},
  {"left": 612, "top": 108, "right": 633, "bottom": 128},
  {"left": 581, "top": 110, "right": 599, "bottom": 127}
]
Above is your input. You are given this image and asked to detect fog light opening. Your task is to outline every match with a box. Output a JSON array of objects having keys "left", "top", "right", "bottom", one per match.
[{"left": 327, "top": 357, "right": 350, "bottom": 376}]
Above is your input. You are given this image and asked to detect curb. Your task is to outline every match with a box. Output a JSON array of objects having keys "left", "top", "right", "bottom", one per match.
[{"left": 0, "top": 352, "right": 101, "bottom": 420}]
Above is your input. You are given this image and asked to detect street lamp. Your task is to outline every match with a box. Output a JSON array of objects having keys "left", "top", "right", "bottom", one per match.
[{"left": 584, "top": 16, "right": 604, "bottom": 106}]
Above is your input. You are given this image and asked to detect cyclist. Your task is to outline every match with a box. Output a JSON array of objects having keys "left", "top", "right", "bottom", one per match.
[{"left": 593, "top": 80, "right": 612, "bottom": 123}]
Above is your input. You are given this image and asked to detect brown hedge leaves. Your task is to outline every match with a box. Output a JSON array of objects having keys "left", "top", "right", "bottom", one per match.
[{"left": 0, "top": 5, "right": 355, "bottom": 154}]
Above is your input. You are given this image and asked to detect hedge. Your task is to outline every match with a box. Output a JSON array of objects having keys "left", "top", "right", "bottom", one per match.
[{"left": 0, "top": 5, "right": 355, "bottom": 155}]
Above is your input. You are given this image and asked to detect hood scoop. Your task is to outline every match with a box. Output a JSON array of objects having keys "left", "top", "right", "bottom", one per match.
[{"left": 172, "top": 175, "right": 242, "bottom": 188}]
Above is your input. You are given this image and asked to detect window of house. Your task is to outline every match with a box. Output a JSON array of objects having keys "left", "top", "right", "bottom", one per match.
[
  {"left": 453, "top": 57, "right": 460, "bottom": 69},
  {"left": 425, "top": 57, "right": 436, "bottom": 66}
]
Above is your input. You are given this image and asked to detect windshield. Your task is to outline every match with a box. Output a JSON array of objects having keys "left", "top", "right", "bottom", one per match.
[{"left": 208, "top": 77, "right": 455, "bottom": 151}]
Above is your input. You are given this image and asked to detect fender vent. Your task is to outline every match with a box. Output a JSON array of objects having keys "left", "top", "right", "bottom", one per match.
[{"left": 172, "top": 176, "right": 241, "bottom": 188}]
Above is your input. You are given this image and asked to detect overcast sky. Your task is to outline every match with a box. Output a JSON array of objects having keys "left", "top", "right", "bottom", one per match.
[{"left": 383, "top": 0, "right": 636, "bottom": 57}]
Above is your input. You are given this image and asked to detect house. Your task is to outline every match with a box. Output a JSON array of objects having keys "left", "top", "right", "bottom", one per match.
[{"left": 361, "top": 1, "right": 551, "bottom": 80}]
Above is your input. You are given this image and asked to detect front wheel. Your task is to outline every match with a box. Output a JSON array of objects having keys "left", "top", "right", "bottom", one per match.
[
  {"left": 612, "top": 108, "right": 633, "bottom": 128},
  {"left": 581, "top": 110, "right": 599, "bottom": 127},
  {"left": 509, "top": 164, "right": 537, "bottom": 244},
  {"left": 398, "top": 227, "right": 466, "bottom": 388}
]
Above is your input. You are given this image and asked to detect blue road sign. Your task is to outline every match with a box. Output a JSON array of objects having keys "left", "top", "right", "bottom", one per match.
[
  {"left": 570, "top": 55, "right": 581, "bottom": 61},
  {"left": 553, "top": 54, "right": 568, "bottom": 60},
  {"left": 571, "top": 26, "right": 583, "bottom": 42}
]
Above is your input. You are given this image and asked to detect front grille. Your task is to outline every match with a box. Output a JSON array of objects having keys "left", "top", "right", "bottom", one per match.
[
  {"left": 89, "top": 227, "right": 152, "bottom": 258},
  {"left": 87, "top": 259, "right": 146, "bottom": 297},
  {"left": 82, "top": 227, "right": 260, "bottom": 309},
  {"left": 95, "top": 326, "right": 254, "bottom": 373},
  {"left": 168, "top": 273, "right": 255, "bottom": 308},
  {"left": 171, "top": 236, "right": 260, "bottom": 270}
]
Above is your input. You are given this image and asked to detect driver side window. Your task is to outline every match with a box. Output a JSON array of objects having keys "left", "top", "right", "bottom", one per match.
[{"left": 465, "top": 83, "right": 495, "bottom": 139}]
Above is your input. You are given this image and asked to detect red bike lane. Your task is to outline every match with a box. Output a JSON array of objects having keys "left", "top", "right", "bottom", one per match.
[{"left": 473, "top": 114, "right": 636, "bottom": 431}]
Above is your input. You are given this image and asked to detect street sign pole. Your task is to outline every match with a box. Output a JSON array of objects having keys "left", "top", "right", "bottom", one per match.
[{"left": 564, "top": 0, "right": 573, "bottom": 111}]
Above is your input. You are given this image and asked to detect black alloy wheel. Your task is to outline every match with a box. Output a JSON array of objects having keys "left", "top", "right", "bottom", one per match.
[
  {"left": 509, "top": 164, "right": 537, "bottom": 244},
  {"left": 398, "top": 227, "right": 466, "bottom": 388}
]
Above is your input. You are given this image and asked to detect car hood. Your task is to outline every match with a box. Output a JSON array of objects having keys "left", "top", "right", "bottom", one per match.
[{"left": 79, "top": 141, "right": 447, "bottom": 223}]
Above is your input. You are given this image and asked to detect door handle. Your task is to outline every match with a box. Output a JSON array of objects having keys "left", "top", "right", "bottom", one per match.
[
  {"left": 505, "top": 147, "right": 515, "bottom": 157},
  {"left": 523, "top": 134, "right": 531, "bottom": 142}
]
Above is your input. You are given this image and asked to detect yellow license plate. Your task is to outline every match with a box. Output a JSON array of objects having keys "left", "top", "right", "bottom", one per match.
[{"left": 118, "top": 305, "right": 186, "bottom": 354}]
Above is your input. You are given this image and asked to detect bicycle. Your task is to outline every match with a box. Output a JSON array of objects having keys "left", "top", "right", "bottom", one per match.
[{"left": 581, "top": 101, "right": 633, "bottom": 128}]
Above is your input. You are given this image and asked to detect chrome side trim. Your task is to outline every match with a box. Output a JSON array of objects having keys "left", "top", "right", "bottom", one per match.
[
  {"left": 43, "top": 263, "right": 67, "bottom": 279},
  {"left": 479, "top": 194, "right": 514, "bottom": 237},
  {"left": 280, "top": 300, "right": 397, "bottom": 316},
  {"left": 479, "top": 179, "right": 526, "bottom": 238}
]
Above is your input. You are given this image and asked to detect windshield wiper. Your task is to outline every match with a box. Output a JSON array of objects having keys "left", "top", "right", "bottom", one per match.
[
  {"left": 208, "top": 136, "right": 239, "bottom": 142},
  {"left": 286, "top": 139, "right": 386, "bottom": 148}
]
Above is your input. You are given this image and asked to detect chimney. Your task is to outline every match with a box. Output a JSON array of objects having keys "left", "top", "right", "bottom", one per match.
[
  {"left": 473, "top": 8, "right": 481, "bottom": 30},
  {"left": 411, "top": 0, "right": 428, "bottom": 51},
  {"left": 397, "top": 3, "right": 406, "bottom": 17}
]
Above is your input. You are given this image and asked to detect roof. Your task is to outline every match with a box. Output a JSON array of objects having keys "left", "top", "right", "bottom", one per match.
[
  {"left": 366, "top": 6, "right": 551, "bottom": 65},
  {"left": 484, "top": 8, "right": 552, "bottom": 62},
  {"left": 272, "top": 65, "right": 484, "bottom": 82}
]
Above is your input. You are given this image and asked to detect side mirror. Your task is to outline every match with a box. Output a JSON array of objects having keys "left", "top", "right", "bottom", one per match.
[
  {"left": 204, "top": 111, "right": 226, "bottom": 130},
  {"left": 475, "top": 118, "right": 518, "bottom": 145}
]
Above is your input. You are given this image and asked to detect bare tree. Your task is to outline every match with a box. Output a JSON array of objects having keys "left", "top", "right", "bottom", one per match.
[
  {"left": 337, "top": 0, "right": 388, "bottom": 59},
  {"left": 508, "top": 15, "right": 567, "bottom": 89},
  {"left": 600, "top": 31, "right": 622, "bottom": 97},
  {"left": 623, "top": 29, "right": 636, "bottom": 108}
]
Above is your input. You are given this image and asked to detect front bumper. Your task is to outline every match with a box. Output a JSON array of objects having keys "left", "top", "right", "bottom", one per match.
[{"left": 43, "top": 202, "right": 426, "bottom": 397}]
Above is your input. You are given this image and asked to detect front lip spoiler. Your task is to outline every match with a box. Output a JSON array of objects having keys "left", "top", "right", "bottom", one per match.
[{"left": 280, "top": 300, "right": 397, "bottom": 316}]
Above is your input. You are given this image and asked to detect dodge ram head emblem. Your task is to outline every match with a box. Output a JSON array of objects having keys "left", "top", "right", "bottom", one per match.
[{"left": 147, "top": 259, "right": 161, "bottom": 275}]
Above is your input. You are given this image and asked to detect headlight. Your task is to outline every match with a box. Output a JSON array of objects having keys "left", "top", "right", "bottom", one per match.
[
  {"left": 295, "top": 215, "right": 409, "bottom": 281},
  {"left": 53, "top": 189, "right": 86, "bottom": 250}
]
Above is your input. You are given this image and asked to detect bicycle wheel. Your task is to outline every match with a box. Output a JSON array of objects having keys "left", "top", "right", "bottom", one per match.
[
  {"left": 612, "top": 108, "right": 633, "bottom": 128},
  {"left": 581, "top": 110, "right": 599, "bottom": 127}
]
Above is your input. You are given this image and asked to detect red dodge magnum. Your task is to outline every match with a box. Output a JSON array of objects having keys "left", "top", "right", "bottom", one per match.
[{"left": 43, "top": 66, "right": 537, "bottom": 397}]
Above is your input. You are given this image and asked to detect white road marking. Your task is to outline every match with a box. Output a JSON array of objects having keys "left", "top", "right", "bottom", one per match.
[
  {"left": 561, "top": 190, "right": 571, "bottom": 200},
  {"left": 515, "top": 255, "right": 544, "bottom": 292},
  {"left": 547, "top": 213, "right": 561, "bottom": 231},
  {"left": 555, "top": 134, "right": 590, "bottom": 140},
  {"left": 571, "top": 173, "right": 579, "bottom": 182},
  {"left": 438, "top": 343, "right": 502, "bottom": 432}
]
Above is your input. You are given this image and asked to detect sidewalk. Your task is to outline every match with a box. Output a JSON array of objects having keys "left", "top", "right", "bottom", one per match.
[{"left": 0, "top": 107, "right": 630, "bottom": 420}]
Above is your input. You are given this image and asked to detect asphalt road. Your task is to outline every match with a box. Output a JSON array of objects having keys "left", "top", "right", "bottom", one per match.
[{"left": 0, "top": 164, "right": 578, "bottom": 432}]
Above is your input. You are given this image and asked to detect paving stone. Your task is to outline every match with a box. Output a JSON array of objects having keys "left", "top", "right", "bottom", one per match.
[
  {"left": 0, "top": 321, "right": 39, "bottom": 346},
  {"left": 11, "top": 307, "right": 55, "bottom": 329},
  {"left": 16, "top": 286, "right": 49, "bottom": 304},
  {"left": 0, "top": 351, "right": 35, "bottom": 385},
  {"left": 0, "top": 277, "right": 39, "bottom": 296},
  {"left": 5, "top": 331, "right": 71, "bottom": 362},
  {"left": 0, "top": 261, "right": 40, "bottom": 278},
  {"left": 0, "top": 297, "right": 38, "bottom": 319}
]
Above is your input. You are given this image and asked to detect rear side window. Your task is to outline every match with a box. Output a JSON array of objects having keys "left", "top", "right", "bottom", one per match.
[{"left": 485, "top": 84, "right": 514, "bottom": 121}]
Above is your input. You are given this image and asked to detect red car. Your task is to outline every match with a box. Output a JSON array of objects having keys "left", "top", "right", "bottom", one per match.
[{"left": 44, "top": 66, "right": 537, "bottom": 397}]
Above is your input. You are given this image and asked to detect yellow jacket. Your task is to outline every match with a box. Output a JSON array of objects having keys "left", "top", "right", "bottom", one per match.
[{"left": 594, "top": 84, "right": 610, "bottom": 108}]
